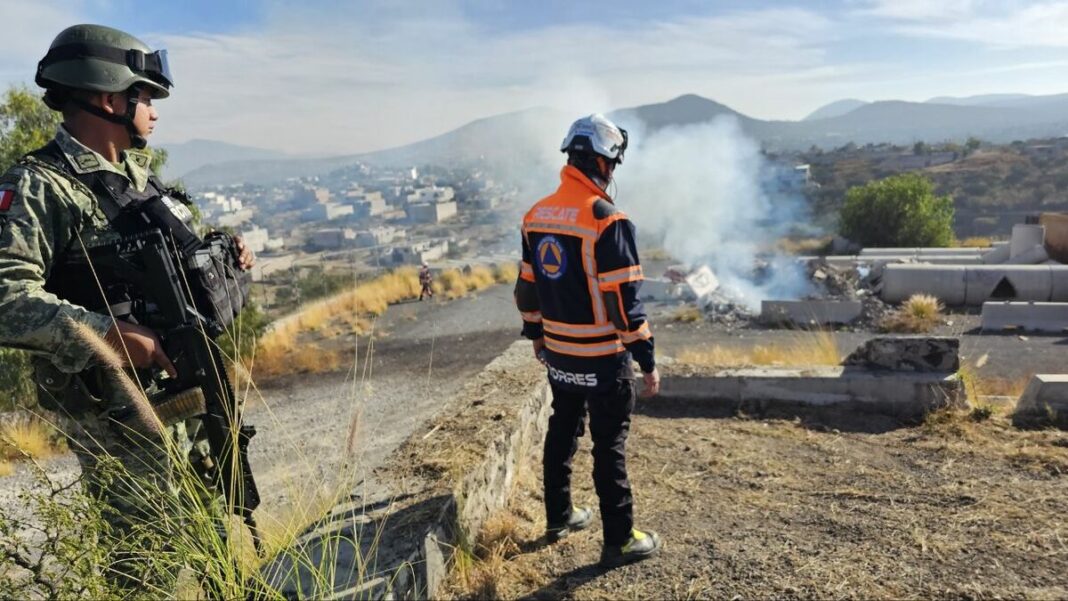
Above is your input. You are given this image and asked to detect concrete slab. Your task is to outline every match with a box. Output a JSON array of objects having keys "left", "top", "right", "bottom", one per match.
[
  {"left": 1010, "top": 224, "right": 1045, "bottom": 259},
  {"left": 761, "top": 300, "right": 863, "bottom": 325},
  {"left": 1013, "top": 374, "right": 1068, "bottom": 429},
  {"left": 981, "top": 302, "right": 1068, "bottom": 333},
  {"left": 659, "top": 366, "right": 965, "bottom": 421}
]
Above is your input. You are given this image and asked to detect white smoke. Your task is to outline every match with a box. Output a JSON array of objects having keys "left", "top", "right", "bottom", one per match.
[{"left": 613, "top": 116, "right": 815, "bottom": 310}]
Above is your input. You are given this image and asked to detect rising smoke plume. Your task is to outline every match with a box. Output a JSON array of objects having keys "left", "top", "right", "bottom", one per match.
[{"left": 613, "top": 115, "right": 816, "bottom": 309}]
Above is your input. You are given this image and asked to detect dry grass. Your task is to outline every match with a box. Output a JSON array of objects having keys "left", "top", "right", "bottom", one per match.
[
  {"left": 0, "top": 460, "right": 12, "bottom": 477},
  {"left": 0, "top": 415, "right": 62, "bottom": 462},
  {"left": 881, "top": 294, "right": 944, "bottom": 333},
  {"left": 775, "top": 235, "right": 833, "bottom": 255},
  {"left": 672, "top": 305, "right": 703, "bottom": 323},
  {"left": 493, "top": 262, "right": 519, "bottom": 284},
  {"left": 957, "top": 236, "right": 994, "bottom": 248},
  {"left": 677, "top": 330, "right": 841, "bottom": 368},
  {"left": 251, "top": 265, "right": 504, "bottom": 379}
]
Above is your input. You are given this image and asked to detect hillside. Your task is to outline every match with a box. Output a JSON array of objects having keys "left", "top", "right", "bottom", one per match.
[
  {"left": 183, "top": 92, "right": 1068, "bottom": 187},
  {"left": 803, "top": 138, "right": 1068, "bottom": 236}
]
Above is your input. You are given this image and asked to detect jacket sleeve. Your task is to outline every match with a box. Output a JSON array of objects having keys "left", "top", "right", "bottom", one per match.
[
  {"left": 514, "top": 229, "right": 543, "bottom": 340},
  {"left": 595, "top": 216, "right": 655, "bottom": 373},
  {"left": 0, "top": 168, "right": 114, "bottom": 373}
]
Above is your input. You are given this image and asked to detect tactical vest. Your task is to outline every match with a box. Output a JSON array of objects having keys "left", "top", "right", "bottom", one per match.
[{"left": 21, "top": 141, "right": 248, "bottom": 336}]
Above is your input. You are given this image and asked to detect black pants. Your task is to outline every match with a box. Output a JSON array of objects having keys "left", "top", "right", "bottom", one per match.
[{"left": 544, "top": 378, "right": 636, "bottom": 546}]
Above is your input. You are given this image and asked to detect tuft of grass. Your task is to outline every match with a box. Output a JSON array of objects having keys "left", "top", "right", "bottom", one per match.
[
  {"left": 673, "top": 305, "right": 703, "bottom": 323},
  {"left": 677, "top": 330, "right": 840, "bottom": 368},
  {"left": 0, "top": 415, "right": 62, "bottom": 462},
  {"left": 0, "top": 460, "right": 12, "bottom": 477},
  {"left": 493, "top": 262, "right": 519, "bottom": 285},
  {"left": 880, "top": 293, "right": 943, "bottom": 333},
  {"left": 775, "top": 236, "right": 833, "bottom": 255},
  {"left": 957, "top": 236, "right": 993, "bottom": 248}
]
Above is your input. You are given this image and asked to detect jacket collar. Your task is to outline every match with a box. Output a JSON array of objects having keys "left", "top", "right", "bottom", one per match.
[
  {"left": 54, "top": 125, "right": 151, "bottom": 192},
  {"left": 560, "top": 165, "right": 612, "bottom": 203}
]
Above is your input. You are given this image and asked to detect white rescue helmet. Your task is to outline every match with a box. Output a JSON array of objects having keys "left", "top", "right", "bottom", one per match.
[{"left": 560, "top": 114, "right": 629, "bottom": 164}]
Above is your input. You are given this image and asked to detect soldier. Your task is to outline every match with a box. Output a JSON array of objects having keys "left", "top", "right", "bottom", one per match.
[
  {"left": 419, "top": 262, "right": 434, "bottom": 300},
  {"left": 0, "top": 25, "right": 254, "bottom": 591},
  {"left": 515, "top": 114, "right": 662, "bottom": 567}
]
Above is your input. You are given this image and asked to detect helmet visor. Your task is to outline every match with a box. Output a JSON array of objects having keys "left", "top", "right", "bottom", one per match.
[{"left": 131, "top": 48, "right": 174, "bottom": 89}]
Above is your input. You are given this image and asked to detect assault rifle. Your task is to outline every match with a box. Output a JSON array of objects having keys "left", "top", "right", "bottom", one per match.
[{"left": 87, "top": 229, "right": 262, "bottom": 552}]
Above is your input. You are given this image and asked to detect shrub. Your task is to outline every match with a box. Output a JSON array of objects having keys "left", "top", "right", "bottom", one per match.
[
  {"left": 880, "top": 294, "right": 943, "bottom": 333},
  {"left": 839, "top": 173, "right": 954, "bottom": 247}
]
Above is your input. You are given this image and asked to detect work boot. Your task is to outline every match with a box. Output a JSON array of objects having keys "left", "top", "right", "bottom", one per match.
[
  {"left": 545, "top": 506, "right": 593, "bottom": 542},
  {"left": 599, "top": 529, "right": 662, "bottom": 568}
]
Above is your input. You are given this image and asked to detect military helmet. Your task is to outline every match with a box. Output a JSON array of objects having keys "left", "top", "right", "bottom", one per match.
[{"left": 36, "top": 24, "right": 173, "bottom": 99}]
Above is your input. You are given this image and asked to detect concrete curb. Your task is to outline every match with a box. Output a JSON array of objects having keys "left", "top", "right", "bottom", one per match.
[{"left": 261, "top": 342, "right": 550, "bottom": 600}]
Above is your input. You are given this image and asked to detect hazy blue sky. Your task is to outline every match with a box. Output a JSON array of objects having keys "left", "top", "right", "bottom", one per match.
[{"left": 6, "top": 0, "right": 1068, "bottom": 154}]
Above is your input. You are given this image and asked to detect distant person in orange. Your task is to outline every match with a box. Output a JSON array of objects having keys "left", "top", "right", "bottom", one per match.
[
  {"left": 419, "top": 262, "right": 434, "bottom": 300},
  {"left": 514, "top": 114, "right": 661, "bottom": 568}
]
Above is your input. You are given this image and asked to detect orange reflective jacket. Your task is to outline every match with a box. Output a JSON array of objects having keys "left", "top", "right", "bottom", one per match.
[{"left": 515, "top": 165, "right": 655, "bottom": 391}]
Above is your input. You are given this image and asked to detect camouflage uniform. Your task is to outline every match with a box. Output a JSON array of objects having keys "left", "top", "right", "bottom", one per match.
[{"left": 0, "top": 126, "right": 220, "bottom": 588}]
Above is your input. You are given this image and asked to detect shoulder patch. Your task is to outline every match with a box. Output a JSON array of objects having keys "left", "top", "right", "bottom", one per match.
[
  {"left": 129, "top": 152, "right": 151, "bottom": 169},
  {"left": 74, "top": 153, "right": 101, "bottom": 172},
  {"left": 592, "top": 198, "right": 620, "bottom": 220}
]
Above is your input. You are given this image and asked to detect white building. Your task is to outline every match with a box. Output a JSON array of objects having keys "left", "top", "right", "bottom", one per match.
[
  {"left": 355, "top": 226, "right": 405, "bottom": 248},
  {"left": 408, "top": 201, "right": 458, "bottom": 224},
  {"left": 309, "top": 228, "right": 356, "bottom": 250},
  {"left": 304, "top": 202, "right": 354, "bottom": 221},
  {"left": 240, "top": 225, "right": 286, "bottom": 254},
  {"left": 406, "top": 186, "right": 455, "bottom": 205}
]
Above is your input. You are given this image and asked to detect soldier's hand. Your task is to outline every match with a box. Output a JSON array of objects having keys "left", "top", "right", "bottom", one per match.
[
  {"left": 104, "top": 321, "right": 178, "bottom": 377},
  {"left": 234, "top": 236, "right": 255, "bottom": 271},
  {"left": 641, "top": 368, "right": 660, "bottom": 398}
]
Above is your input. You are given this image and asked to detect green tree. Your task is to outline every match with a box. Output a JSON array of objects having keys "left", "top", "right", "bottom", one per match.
[
  {"left": 839, "top": 173, "right": 955, "bottom": 247},
  {"left": 913, "top": 141, "right": 930, "bottom": 156},
  {"left": 1, "top": 87, "right": 60, "bottom": 409}
]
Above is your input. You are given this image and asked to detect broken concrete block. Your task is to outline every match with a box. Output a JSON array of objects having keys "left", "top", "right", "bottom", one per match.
[
  {"left": 1005, "top": 244, "right": 1050, "bottom": 265},
  {"left": 685, "top": 265, "right": 719, "bottom": 299},
  {"left": 981, "top": 302, "right": 1068, "bottom": 333},
  {"left": 760, "top": 300, "right": 863, "bottom": 325},
  {"left": 1013, "top": 374, "right": 1068, "bottom": 429},
  {"left": 1010, "top": 224, "right": 1045, "bottom": 259},
  {"left": 981, "top": 244, "right": 1012, "bottom": 264},
  {"left": 842, "top": 336, "right": 960, "bottom": 372}
]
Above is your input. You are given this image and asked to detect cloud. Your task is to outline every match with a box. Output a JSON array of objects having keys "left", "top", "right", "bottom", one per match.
[
  {"left": 143, "top": 5, "right": 840, "bottom": 154},
  {"left": 0, "top": 0, "right": 90, "bottom": 82},
  {"left": 861, "top": 0, "right": 1068, "bottom": 49}
]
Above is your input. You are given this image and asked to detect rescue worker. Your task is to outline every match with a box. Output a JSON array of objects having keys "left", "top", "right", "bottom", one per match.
[
  {"left": 0, "top": 25, "right": 254, "bottom": 591},
  {"left": 515, "top": 114, "right": 662, "bottom": 567},
  {"left": 419, "top": 262, "right": 434, "bottom": 300}
]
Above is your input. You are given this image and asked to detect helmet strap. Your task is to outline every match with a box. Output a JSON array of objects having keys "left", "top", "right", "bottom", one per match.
[{"left": 70, "top": 93, "right": 147, "bottom": 150}]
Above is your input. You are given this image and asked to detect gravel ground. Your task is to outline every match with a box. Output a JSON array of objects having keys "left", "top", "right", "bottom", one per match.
[{"left": 445, "top": 407, "right": 1068, "bottom": 600}]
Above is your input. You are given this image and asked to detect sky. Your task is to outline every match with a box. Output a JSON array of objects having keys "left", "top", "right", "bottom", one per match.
[{"left": 7, "top": 0, "right": 1068, "bottom": 155}]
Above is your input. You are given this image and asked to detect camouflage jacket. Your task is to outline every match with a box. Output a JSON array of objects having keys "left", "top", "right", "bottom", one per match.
[{"left": 0, "top": 126, "right": 156, "bottom": 374}]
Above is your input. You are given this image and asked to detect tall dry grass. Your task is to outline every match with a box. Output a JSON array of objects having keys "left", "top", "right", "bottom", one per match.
[
  {"left": 880, "top": 294, "right": 944, "bottom": 333},
  {"left": 0, "top": 415, "right": 61, "bottom": 462},
  {"left": 677, "top": 330, "right": 841, "bottom": 368}
]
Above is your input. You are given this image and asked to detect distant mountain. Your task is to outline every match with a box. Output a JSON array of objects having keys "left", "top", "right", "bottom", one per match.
[
  {"left": 925, "top": 94, "right": 1033, "bottom": 107},
  {"left": 183, "top": 92, "right": 1068, "bottom": 187},
  {"left": 159, "top": 139, "right": 287, "bottom": 180},
  {"left": 803, "top": 99, "right": 869, "bottom": 121}
]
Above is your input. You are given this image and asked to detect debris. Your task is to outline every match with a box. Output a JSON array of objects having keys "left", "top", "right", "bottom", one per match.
[{"left": 842, "top": 336, "right": 960, "bottom": 372}]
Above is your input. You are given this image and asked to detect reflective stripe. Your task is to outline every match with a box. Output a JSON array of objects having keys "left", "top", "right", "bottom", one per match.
[
  {"left": 521, "top": 310, "right": 543, "bottom": 323},
  {"left": 583, "top": 237, "right": 607, "bottom": 323},
  {"left": 545, "top": 338, "right": 625, "bottom": 356},
  {"left": 620, "top": 322, "right": 652, "bottom": 343},
  {"left": 520, "top": 261, "right": 535, "bottom": 282},
  {"left": 543, "top": 319, "right": 617, "bottom": 337},
  {"left": 599, "top": 265, "right": 643, "bottom": 285},
  {"left": 525, "top": 221, "right": 597, "bottom": 239}
]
